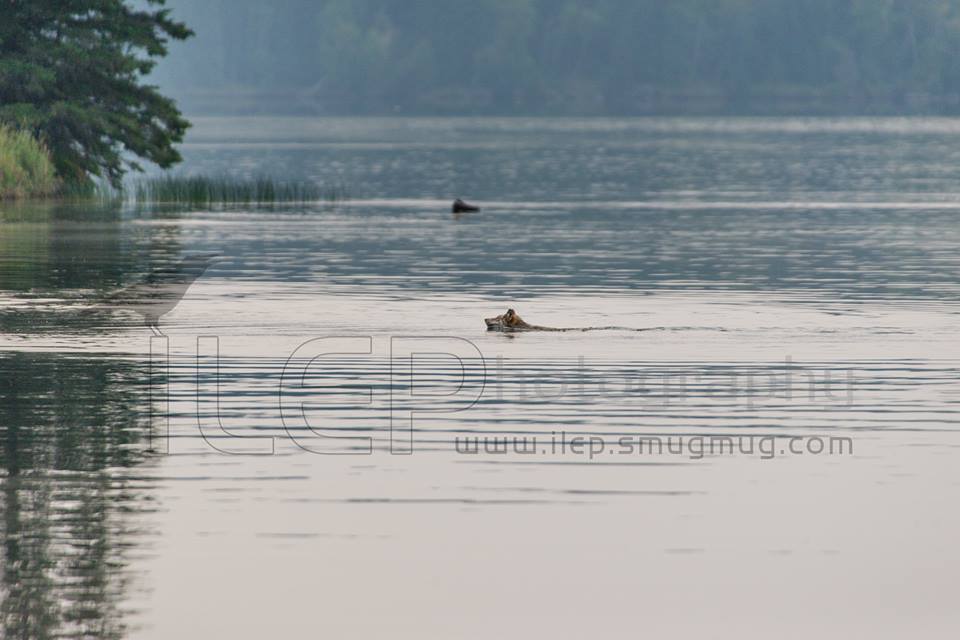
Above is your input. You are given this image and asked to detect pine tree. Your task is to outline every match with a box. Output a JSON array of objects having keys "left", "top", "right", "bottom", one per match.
[{"left": 0, "top": 0, "right": 193, "bottom": 186}]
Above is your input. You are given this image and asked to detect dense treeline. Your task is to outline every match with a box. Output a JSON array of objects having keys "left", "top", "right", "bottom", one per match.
[
  {"left": 0, "top": 0, "right": 191, "bottom": 186},
  {"left": 154, "top": 0, "right": 960, "bottom": 115}
]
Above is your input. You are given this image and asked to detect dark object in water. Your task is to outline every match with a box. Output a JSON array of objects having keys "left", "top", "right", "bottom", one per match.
[{"left": 452, "top": 198, "right": 480, "bottom": 213}]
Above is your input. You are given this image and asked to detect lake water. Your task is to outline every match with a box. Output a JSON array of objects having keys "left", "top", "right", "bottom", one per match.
[{"left": 1, "top": 117, "right": 959, "bottom": 638}]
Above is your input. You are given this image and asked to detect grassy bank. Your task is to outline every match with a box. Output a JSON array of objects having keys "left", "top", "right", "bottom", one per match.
[{"left": 0, "top": 126, "right": 59, "bottom": 199}]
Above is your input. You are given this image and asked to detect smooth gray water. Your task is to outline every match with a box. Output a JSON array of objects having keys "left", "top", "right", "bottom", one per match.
[{"left": 1, "top": 118, "right": 959, "bottom": 638}]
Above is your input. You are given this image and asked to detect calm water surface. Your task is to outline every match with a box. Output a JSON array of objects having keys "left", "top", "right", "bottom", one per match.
[{"left": 2, "top": 118, "right": 959, "bottom": 638}]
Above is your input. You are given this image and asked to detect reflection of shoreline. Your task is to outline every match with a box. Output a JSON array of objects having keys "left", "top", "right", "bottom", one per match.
[
  {"left": 0, "top": 199, "right": 188, "bottom": 340},
  {"left": 0, "top": 352, "right": 160, "bottom": 639}
]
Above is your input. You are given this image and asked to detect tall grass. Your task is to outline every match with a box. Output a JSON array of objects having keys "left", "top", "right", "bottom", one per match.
[
  {"left": 0, "top": 126, "right": 59, "bottom": 199},
  {"left": 130, "top": 175, "right": 347, "bottom": 206},
  {"left": 0, "top": 133, "right": 348, "bottom": 206},
  {"left": 58, "top": 179, "right": 122, "bottom": 202}
]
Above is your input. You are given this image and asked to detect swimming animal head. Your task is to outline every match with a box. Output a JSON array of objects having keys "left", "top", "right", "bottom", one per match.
[{"left": 484, "top": 308, "right": 531, "bottom": 331}]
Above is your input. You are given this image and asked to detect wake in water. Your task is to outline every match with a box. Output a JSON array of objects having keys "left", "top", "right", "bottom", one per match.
[{"left": 484, "top": 308, "right": 658, "bottom": 333}]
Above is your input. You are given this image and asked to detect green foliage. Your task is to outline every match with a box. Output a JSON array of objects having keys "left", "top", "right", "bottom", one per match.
[
  {"left": 0, "top": 0, "right": 193, "bottom": 186},
  {"left": 0, "top": 125, "right": 58, "bottom": 199},
  {"left": 130, "top": 175, "right": 347, "bottom": 206},
  {"left": 156, "top": 0, "right": 960, "bottom": 115}
]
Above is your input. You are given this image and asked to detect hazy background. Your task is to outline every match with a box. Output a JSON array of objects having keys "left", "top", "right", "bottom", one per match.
[{"left": 151, "top": 0, "right": 960, "bottom": 116}]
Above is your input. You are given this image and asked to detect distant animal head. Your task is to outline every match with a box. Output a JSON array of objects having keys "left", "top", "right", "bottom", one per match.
[
  {"left": 452, "top": 198, "right": 480, "bottom": 213},
  {"left": 485, "top": 308, "right": 530, "bottom": 331}
]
